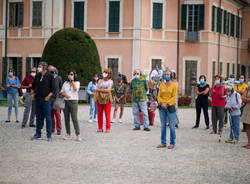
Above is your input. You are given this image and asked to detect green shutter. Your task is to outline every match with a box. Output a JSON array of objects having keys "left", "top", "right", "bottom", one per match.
[
  {"left": 236, "top": 16, "right": 240, "bottom": 38},
  {"left": 17, "top": 2, "right": 23, "bottom": 27},
  {"left": 74, "top": 2, "right": 84, "bottom": 30},
  {"left": 9, "top": 3, "right": 15, "bottom": 27},
  {"left": 2, "top": 58, "right": 7, "bottom": 85},
  {"left": 217, "top": 7, "right": 222, "bottom": 33},
  {"left": 32, "top": 2, "right": 42, "bottom": 26},
  {"left": 227, "top": 12, "right": 230, "bottom": 36},
  {"left": 26, "top": 58, "right": 31, "bottom": 76},
  {"left": 212, "top": 6, "right": 215, "bottom": 31},
  {"left": 181, "top": 4, "right": 187, "bottom": 30},
  {"left": 231, "top": 14, "right": 235, "bottom": 37},
  {"left": 199, "top": 4, "right": 204, "bottom": 30},
  {"left": 17, "top": 57, "right": 22, "bottom": 80},
  {"left": 109, "top": 1, "right": 120, "bottom": 32},
  {"left": 152, "top": 3, "right": 163, "bottom": 29},
  {"left": 240, "top": 18, "right": 242, "bottom": 39},
  {"left": 223, "top": 10, "right": 227, "bottom": 34}
]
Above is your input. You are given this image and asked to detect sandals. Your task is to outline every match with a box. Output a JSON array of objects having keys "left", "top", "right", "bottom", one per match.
[
  {"left": 242, "top": 144, "right": 250, "bottom": 149},
  {"left": 157, "top": 144, "right": 166, "bottom": 148},
  {"left": 167, "top": 145, "right": 175, "bottom": 149},
  {"left": 97, "top": 129, "right": 103, "bottom": 132}
]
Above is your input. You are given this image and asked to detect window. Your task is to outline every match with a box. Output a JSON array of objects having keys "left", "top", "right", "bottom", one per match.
[
  {"left": 211, "top": 6, "right": 216, "bottom": 31},
  {"left": 232, "top": 63, "right": 235, "bottom": 75},
  {"left": 26, "top": 57, "right": 40, "bottom": 75},
  {"left": 230, "top": 14, "right": 235, "bottom": 37},
  {"left": 212, "top": 61, "right": 216, "bottom": 81},
  {"left": 107, "top": 58, "right": 119, "bottom": 79},
  {"left": 226, "top": 63, "right": 230, "bottom": 78},
  {"left": 227, "top": 12, "right": 230, "bottom": 36},
  {"left": 181, "top": 4, "right": 204, "bottom": 31},
  {"left": 223, "top": 10, "right": 227, "bottom": 34},
  {"left": 219, "top": 62, "right": 223, "bottom": 76},
  {"left": 74, "top": 1, "right": 85, "bottom": 30},
  {"left": 32, "top": 1, "right": 42, "bottom": 27},
  {"left": 151, "top": 59, "right": 162, "bottom": 70},
  {"left": 152, "top": 3, "right": 163, "bottom": 29},
  {"left": 9, "top": 2, "right": 23, "bottom": 27},
  {"left": 109, "top": 1, "right": 120, "bottom": 32},
  {"left": 216, "top": 7, "right": 222, "bottom": 33}
]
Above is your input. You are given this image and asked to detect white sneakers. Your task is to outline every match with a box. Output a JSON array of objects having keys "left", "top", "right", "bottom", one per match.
[
  {"left": 118, "top": 119, "right": 122, "bottom": 123},
  {"left": 111, "top": 118, "right": 122, "bottom": 123},
  {"left": 64, "top": 134, "right": 81, "bottom": 142},
  {"left": 89, "top": 119, "right": 93, "bottom": 123},
  {"left": 76, "top": 135, "right": 82, "bottom": 142}
]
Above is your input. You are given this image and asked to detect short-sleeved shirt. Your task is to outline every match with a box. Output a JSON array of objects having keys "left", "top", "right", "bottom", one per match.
[
  {"left": 130, "top": 78, "right": 148, "bottom": 102},
  {"left": 61, "top": 81, "right": 80, "bottom": 100},
  {"left": 234, "top": 83, "right": 248, "bottom": 102},
  {"left": 6, "top": 77, "right": 21, "bottom": 94},
  {"left": 98, "top": 79, "right": 113, "bottom": 89},
  {"left": 22, "top": 75, "right": 35, "bottom": 93},
  {"left": 196, "top": 84, "right": 210, "bottom": 101}
]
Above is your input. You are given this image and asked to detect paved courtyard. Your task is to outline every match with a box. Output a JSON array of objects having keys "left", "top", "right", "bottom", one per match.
[{"left": 0, "top": 105, "right": 249, "bottom": 184}]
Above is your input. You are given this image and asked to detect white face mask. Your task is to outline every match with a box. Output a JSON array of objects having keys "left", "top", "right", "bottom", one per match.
[
  {"left": 30, "top": 72, "right": 36, "bottom": 77},
  {"left": 215, "top": 80, "right": 220, "bottom": 85},
  {"left": 37, "top": 67, "right": 43, "bottom": 73},
  {"left": 134, "top": 75, "right": 140, "bottom": 79},
  {"left": 248, "top": 81, "right": 250, "bottom": 87},
  {"left": 103, "top": 72, "right": 108, "bottom": 78},
  {"left": 94, "top": 77, "right": 98, "bottom": 81}
]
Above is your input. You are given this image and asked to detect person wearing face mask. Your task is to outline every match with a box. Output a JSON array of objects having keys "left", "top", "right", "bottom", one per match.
[
  {"left": 130, "top": 69, "right": 150, "bottom": 131},
  {"left": 61, "top": 70, "right": 81, "bottom": 141},
  {"left": 112, "top": 75, "right": 128, "bottom": 123},
  {"left": 30, "top": 62, "right": 56, "bottom": 142},
  {"left": 5, "top": 68, "right": 21, "bottom": 123},
  {"left": 210, "top": 75, "right": 226, "bottom": 135},
  {"left": 234, "top": 75, "right": 248, "bottom": 132},
  {"left": 87, "top": 74, "right": 99, "bottom": 123},
  {"left": 193, "top": 75, "right": 210, "bottom": 129},
  {"left": 157, "top": 70, "right": 177, "bottom": 149},
  {"left": 21, "top": 67, "right": 37, "bottom": 128},
  {"left": 48, "top": 66, "right": 63, "bottom": 135},
  {"left": 96, "top": 68, "right": 113, "bottom": 133},
  {"left": 241, "top": 78, "right": 250, "bottom": 149},
  {"left": 225, "top": 85, "right": 241, "bottom": 144}
]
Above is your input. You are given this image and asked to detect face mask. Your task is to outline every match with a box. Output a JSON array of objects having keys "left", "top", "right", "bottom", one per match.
[
  {"left": 154, "top": 78, "right": 158, "bottom": 82},
  {"left": 50, "top": 71, "right": 55, "bottom": 74},
  {"left": 200, "top": 79, "right": 205, "bottom": 85},
  {"left": 215, "top": 80, "right": 220, "bottom": 85},
  {"left": 227, "top": 91, "right": 232, "bottom": 96},
  {"left": 221, "top": 80, "right": 225, "bottom": 84},
  {"left": 8, "top": 72, "right": 13, "bottom": 77},
  {"left": 248, "top": 81, "right": 250, "bottom": 87},
  {"left": 164, "top": 76, "right": 170, "bottom": 81},
  {"left": 37, "top": 67, "right": 43, "bottom": 73},
  {"left": 134, "top": 75, "right": 140, "bottom": 79},
  {"left": 30, "top": 72, "right": 36, "bottom": 77},
  {"left": 103, "top": 72, "right": 108, "bottom": 78},
  {"left": 239, "top": 79, "right": 244, "bottom": 83},
  {"left": 94, "top": 77, "right": 98, "bottom": 81}
]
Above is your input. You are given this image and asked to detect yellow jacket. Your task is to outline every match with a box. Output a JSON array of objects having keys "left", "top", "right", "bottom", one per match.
[{"left": 157, "top": 82, "right": 178, "bottom": 106}]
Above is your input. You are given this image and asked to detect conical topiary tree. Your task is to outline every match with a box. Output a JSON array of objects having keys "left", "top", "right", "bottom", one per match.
[{"left": 41, "top": 28, "right": 102, "bottom": 86}]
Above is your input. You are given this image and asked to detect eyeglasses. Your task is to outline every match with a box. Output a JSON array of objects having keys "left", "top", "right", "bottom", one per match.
[
  {"left": 135, "top": 73, "right": 140, "bottom": 75},
  {"left": 69, "top": 74, "right": 74, "bottom": 76}
]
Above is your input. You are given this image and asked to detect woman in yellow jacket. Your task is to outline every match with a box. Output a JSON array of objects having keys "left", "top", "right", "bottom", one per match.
[{"left": 157, "top": 70, "right": 178, "bottom": 149}]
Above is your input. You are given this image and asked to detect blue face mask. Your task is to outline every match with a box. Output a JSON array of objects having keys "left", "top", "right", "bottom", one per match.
[
  {"left": 221, "top": 80, "right": 225, "bottom": 84},
  {"left": 135, "top": 75, "right": 140, "bottom": 79},
  {"left": 8, "top": 72, "right": 13, "bottom": 77},
  {"left": 239, "top": 79, "right": 244, "bottom": 83},
  {"left": 200, "top": 79, "right": 205, "bottom": 85},
  {"left": 164, "top": 76, "right": 170, "bottom": 81}
]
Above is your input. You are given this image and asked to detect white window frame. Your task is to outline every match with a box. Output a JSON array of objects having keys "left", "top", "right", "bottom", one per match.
[
  {"left": 71, "top": 0, "right": 88, "bottom": 32},
  {"left": 149, "top": 56, "right": 164, "bottom": 71},
  {"left": 8, "top": 0, "right": 23, "bottom": 28},
  {"left": 105, "top": 56, "right": 122, "bottom": 74},
  {"left": 150, "top": 0, "right": 166, "bottom": 30},
  {"left": 106, "top": 0, "right": 123, "bottom": 37},
  {"left": 30, "top": 0, "right": 44, "bottom": 28}
]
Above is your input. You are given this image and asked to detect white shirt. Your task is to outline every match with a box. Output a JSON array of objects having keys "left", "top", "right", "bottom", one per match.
[
  {"left": 98, "top": 79, "right": 113, "bottom": 89},
  {"left": 61, "top": 81, "right": 80, "bottom": 100}
]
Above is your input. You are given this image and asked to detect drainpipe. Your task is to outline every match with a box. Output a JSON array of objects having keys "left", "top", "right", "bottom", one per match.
[
  {"left": 217, "top": 0, "right": 221, "bottom": 75},
  {"left": 63, "top": 0, "right": 66, "bottom": 28},
  {"left": 177, "top": 0, "right": 180, "bottom": 82}
]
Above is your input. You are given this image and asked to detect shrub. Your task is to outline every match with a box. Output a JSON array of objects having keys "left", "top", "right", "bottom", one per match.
[
  {"left": 41, "top": 28, "right": 102, "bottom": 86},
  {"left": 178, "top": 96, "right": 191, "bottom": 106}
]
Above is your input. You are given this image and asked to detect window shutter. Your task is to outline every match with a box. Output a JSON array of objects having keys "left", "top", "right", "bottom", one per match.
[
  {"left": 17, "top": 2, "right": 23, "bottom": 27},
  {"left": 227, "top": 12, "right": 230, "bottom": 36},
  {"left": 181, "top": 4, "right": 187, "bottom": 30},
  {"left": 216, "top": 7, "right": 222, "bottom": 33},
  {"left": 2, "top": 58, "right": 7, "bottom": 85},
  {"left": 230, "top": 14, "right": 235, "bottom": 37},
  {"left": 236, "top": 16, "right": 240, "bottom": 38},
  {"left": 9, "top": 3, "right": 15, "bottom": 27},
  {"left": 74, "top": 2, "right": 84, "bottom": 30},
  {"left": 32, "top": 2, "right": 42, "bottom": 26},
  {"left": 223, "top": 10, "right": 227, "bottom": 34},
  {"left": 152, "top": 3, "right": 163, "bottom": 29},
  {"left": 212, "top": 6, "right": 215, "bottom": 31},
  {"left": 240, "top": 18, "right": 242, "bottom": 39},
  {"left": 26, "top": 58, "right": 31, "bottom": 76},
  {"left": 198, "top": 4, "right": 204, "bottom": 30},
  {"left": 17, "top": 57, "right": 23, "bottom": 80},
  {"left": 109, "top": 1, "right": 120, "bottom": 32}
]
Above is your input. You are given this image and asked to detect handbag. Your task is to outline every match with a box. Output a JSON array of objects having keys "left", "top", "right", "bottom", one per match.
[
  {"left": 167, "top": 105, "right": 176, "bottom": 113},
  {"left": 97, "top": 91, "right": 113, "bottom": 104},
  {"left": 53, "top": 96, "right": 65, "bottom": 110}
]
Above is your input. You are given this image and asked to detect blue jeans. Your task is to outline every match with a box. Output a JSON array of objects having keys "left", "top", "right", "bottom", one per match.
[
  {"left": 132, "top": 101, "right": 149, "bottom": 128},
  {"left": 7, "top": 93, "right": 18, "bottom": 119},
  {"left": 89, "top": 95, "right": 97, "bottom": 119},
  {"left": 159, "top": 107, "right": 176, "bottom": 145},
  {"left": 229, "top": 115, "right": 240, "bottom": 140},
  {"left": 35, "top": 99, "right": 52, "bottom": 137}
]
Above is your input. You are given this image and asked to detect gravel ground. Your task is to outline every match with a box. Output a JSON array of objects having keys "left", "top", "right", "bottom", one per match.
[{"left": 0, "top": 105, "right": 249, "bottom": 184}]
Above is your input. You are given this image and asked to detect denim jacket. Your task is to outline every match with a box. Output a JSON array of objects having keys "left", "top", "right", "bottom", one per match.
[
  {"left": 225, "top": 91, "right": 241, "bottom": 116},
  {"left": 87, "top": 81, "right": 97, "bottom": 96}
]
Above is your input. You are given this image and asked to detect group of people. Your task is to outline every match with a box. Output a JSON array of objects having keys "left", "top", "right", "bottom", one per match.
[
  {"left": 3, "top": 64, "right": 250, "bottom": 149},
  {"left": 193, "top": 74, "right": 250, "bottom": 149}
]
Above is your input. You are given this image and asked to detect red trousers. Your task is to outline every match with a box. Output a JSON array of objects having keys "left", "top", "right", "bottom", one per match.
[
  {"left": 139, "top": 111, "right": 155, "bottom": 125},
  {"left": 97, "top": 101, "right": 111, "bottom": 131},
  {"left": 51, "top": 109, "right": 62, "bottom": 132}
]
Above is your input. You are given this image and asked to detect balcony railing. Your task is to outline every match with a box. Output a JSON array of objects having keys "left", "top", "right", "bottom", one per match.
[{"left": 186, "top": 31, "right": 199, "bottom": 42}]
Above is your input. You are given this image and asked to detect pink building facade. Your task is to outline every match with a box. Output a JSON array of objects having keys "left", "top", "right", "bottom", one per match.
[{"left": 0, "top": 0, "right": 249, "bottom": 95}]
